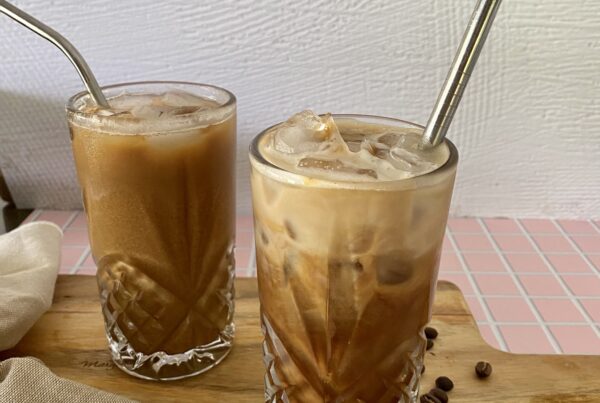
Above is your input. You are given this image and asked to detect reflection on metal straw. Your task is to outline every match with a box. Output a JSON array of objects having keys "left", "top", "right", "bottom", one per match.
[
  {"left": 422, "top": 0, "right": 502, "bottom": 147},
  {"left": 0, "top": 0, "right": 109, "bottom": 108}
]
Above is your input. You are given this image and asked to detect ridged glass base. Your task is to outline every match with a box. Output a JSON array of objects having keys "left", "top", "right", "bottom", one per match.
[
  {"left": 262, "top": 314, "right": 423, "bottom": 402},
  {"left": 95, "top": 247, "right": 236, "bottom": 381},
  {"left": 107, "top": 321, "right": 234, "bottom": 381}
]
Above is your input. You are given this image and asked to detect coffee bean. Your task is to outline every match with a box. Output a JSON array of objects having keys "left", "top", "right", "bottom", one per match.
[
  {"left": 435, "top": 376, "right": 454, "bottom": 391},
  {"left": 475, "top": 361, "right": 493, "bottom": 378},
  {"left": 421, "top": 365, "right": 426, "bottom": 374},
  {"left": 429, "top": 388, "right": 448, "bottom": 403},
  {"left": 426, "top": 339, "right": 434, "bottom": 350},
  {"left": 425, "top": 326, "right": 438, "bottom": 340},
  {"left": 420, "top": 394, "right": 442, "bottom": 403}
]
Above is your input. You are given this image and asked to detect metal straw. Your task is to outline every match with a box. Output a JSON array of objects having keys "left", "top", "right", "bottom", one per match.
[
  {"left": 422, "top": 0, "right": 502, "bottom": 147},
  {"left": 0, "top": 0, "right": 109, "bottom": 108}
]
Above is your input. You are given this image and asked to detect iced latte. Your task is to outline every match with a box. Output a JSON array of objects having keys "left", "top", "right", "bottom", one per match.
[
  {"left": 67, "top": 82, "right": 236, "bottom": 380},
  {"left": 250, "top": 112, "right": 457, "bottom": 402}
]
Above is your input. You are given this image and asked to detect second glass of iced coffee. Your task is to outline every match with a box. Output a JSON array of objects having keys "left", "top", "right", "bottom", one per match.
[
  {"left": 66, "top": 82, "right": 236, "bottom": 381},
  {"left": 250, "top": 111, "right": 457, "bottom": 402}
]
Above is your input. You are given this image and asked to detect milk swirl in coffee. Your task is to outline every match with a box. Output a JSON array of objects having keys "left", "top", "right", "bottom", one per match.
[{"left": 250, "top": 111, "right": 457, "bottom": 402}]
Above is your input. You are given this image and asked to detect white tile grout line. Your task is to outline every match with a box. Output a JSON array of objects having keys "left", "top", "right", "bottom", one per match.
[
  {"left": 441, "top": 270, "right": 599, "bottom": 276},
  {"left": 61, "top": 211, "right": 79, "bottom": 230},
  {"left": 590, "top": 220, "right": 600, "bottom": 235},
  {"left": 552, "top": 219, "right": 600, "bottom": 277},
  {"left": 477, "top": 218, "right": 563, "bottom": 354},
  {"left": 445, "top": 227, "right": 509, "bottom": 351},
  {"left": 458, "top": 294, "right": 600, "bottom": 300},
  {"left": 443, "top": 250, "right": 600, "bottom": 256},
  {"left": 475, "top": 321, "right": 597, "bottom": 326},
  {"left": 548, "top": 219, "right": 600, "bottom": 337},
  {"left": 516, "top": 219, "right": 600, "bottom": 337},
  {"left": 24, "top": 209, "right": 42, "bottom": 223},
  {"left": 69, "top": 245, "right": 91, "bottom": 274},
  {"left": 450, "top": 231, "right": 600, "bottom": 237}
]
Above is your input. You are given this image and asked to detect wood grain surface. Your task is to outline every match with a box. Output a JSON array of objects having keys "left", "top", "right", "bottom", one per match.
[{"left": 2, "top": 276, "right": 599, "bottom": 402}]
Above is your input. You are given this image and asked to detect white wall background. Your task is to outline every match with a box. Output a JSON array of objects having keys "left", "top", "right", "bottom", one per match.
[{"left": 1, "top": 0, "right": 599, "bottom": 218}]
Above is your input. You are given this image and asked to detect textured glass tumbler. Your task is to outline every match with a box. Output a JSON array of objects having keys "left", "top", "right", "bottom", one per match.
[
  {"left": 250, "top": 115, "right": 458, "bottom": 402},
  {"left": 66, "top": 82, "right": 236, "bottom": 380}
]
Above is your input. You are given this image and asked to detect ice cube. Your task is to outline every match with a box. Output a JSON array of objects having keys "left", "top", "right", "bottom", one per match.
[
  {"left": 377, "top": 132, "right": 401, "bottom": 148},
  {"left": 161, "top": 90, "right": 218, "bottom": 109},
  {"left": 360, "top": 139, "right": 390, "bottom": 159},
  {"left": 95, "top": 108, "right": 120, "bottom": 117},
  {"left": 130, "top": 105, "right": 169, "bottom": 120},
  {"left": 342, "top": 132, "right": 365, "bottom": 152},
  {"left": 270, "top": 111, "right": 347, "bottom": 154},
  {"left": 374, "top": 255, "right": 413, "bottom": 285},
  {"left": 165, "top": 106, "right": 201, "bottom": 116},
  {"left": 109, "top": 92, "right": 155, "bottom": 110},
  {"left": 389, "top": 146, "right": 437, "bottom": 173},
  {"left": 297, "top": 157, "right": 344, "bottom": 171},
  {"left": 298, "top": 158, "right": 377, "bottom": 179}
]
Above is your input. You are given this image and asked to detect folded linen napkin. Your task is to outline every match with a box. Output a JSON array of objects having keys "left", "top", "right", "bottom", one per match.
[
  {"left": 0, "top": 222, "right": 62, "bottom": 351},
  {"left": 0, "top": 357, "right": 135, "bottom": 403},
  {"left": 0, "top": 222, "right": 136, "bottom": 402}
]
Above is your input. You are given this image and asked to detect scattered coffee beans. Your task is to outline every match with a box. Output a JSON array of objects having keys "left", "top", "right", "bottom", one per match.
[
  {"left": 475, "top": 361, "right": 492, "bottom": 378},
  {"left": 435, "top": 376, "right": 454, "bottom": 391},
  {"left": 425, "top": 326, "right": 439, "bottom": 340},
  {"left": 426, "top": 339, "right": 434, "bottom": 350},
  {"left": 420, "top": 394, "right": 442, "bottom": 403},
  {"left": 428, "top": 388, "right": 448, "bottom": 403}
]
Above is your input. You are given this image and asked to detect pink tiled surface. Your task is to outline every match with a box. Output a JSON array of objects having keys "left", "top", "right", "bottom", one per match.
[
  {"left": 24, "top": 212, "right": 600, "bottom": 355},
  {"left": 499, "top": 326, "right": 556, "bottom": 354}
]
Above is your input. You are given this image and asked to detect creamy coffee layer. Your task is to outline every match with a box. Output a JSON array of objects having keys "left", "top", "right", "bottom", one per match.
[
  {"left": 251, "top": 112, "right": 457, "bottom": 401},
  {"left": 259, "top": 111, "right": 449, "bottom": 182},
  {"left": 69, "top": 89, "right": 236, "bottom": 364},
  {"left": 70, "top": 90, "right": 235, "bottom": 134}
]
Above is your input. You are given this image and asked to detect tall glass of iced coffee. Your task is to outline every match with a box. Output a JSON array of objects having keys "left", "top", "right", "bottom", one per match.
[
  {"left": 250, "top": 111, "right": 457, "bottom": 402},
  {"left": 66, "top": 82, "right": 236, "bottom": 381}
]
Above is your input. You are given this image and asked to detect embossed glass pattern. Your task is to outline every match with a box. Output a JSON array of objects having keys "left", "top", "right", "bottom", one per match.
[
  {"left": 67, "top": 82, "right": 236, "bottom": 380},
  {"left": 250, "top": 115, "right": 458, "bottom": 402}
]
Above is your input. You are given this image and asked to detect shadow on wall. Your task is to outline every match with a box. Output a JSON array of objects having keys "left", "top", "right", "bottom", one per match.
[{"left": 0, "top": 89, "right": 82, "bottom": 210}]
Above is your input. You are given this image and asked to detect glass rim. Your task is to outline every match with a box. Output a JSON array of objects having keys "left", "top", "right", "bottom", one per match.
[
  {"left": 249, "top": 113, "right": 458, "bottom": 188},
  {"left": 65, "top": 80, "right": 236, "bottom": 117}
]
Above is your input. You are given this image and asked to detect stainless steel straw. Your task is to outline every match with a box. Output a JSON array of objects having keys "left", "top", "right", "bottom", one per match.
[
  {"left": 0, "top": 0, "right": 109, "bottom": 108},
  {"left": 422, "top": 0, "right": 502, "bottom": 147}
]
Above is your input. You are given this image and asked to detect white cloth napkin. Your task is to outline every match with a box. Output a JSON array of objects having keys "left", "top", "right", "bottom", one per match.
[
  {"left": 0, "top": 222, "right": 62, "bottom": 351},
  {"left": 0, "top": 221, "right": 137, "bottom": 402},
  {"left": 0, "top": 357, "right": 135, "bottom": 403}
]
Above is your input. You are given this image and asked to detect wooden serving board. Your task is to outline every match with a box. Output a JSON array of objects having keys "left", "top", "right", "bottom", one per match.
[{"left": 2, "top": 276, "right": 600, "bottom": 402}]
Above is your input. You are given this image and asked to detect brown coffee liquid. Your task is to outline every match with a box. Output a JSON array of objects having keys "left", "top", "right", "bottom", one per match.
[
  {"left": 70, "top": 104, "right": 236, "bottom": 356},
  {"left": 251, "top": 115, "right": 456, "bottom": 402}
]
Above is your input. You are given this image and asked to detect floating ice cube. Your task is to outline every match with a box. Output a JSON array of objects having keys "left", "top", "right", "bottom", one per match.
[
  {"left": 130, "top": 105, "right": 169, "bottom": 120},
  {"left": 360, "top": 139, "right": 390, "bottom": 159},
  {"left": 385, "top": 133, "right": 438, "bottom": 172},
  {"left": 164, "top": 106, "right": 202, "bottom": 117},
  {"left": 270, "top": 111, "right": 347, "bottom": 154},
  {"left": 297, "top": 157, "right": 344, "bottom": 171},
  {"left": 161, "top": 90, "right": 218, "bottom": 109},
  {"left": 377, "top": 132, "right": 401, "bottom": 148},
  {"left": 109, "top": 92, "right": 155, "bottom": 110},
  {"left": 298, "top": 158, "right": 377, "bottom": 179},
  {"left": 389, "top": 145, "right": 437, "bottom": 173},
  {"left": 342, "top": 132, "right": 365, "bottom": 152},
  {"left": 95, "top": 108, "right": 120, "bottom": 117}
]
